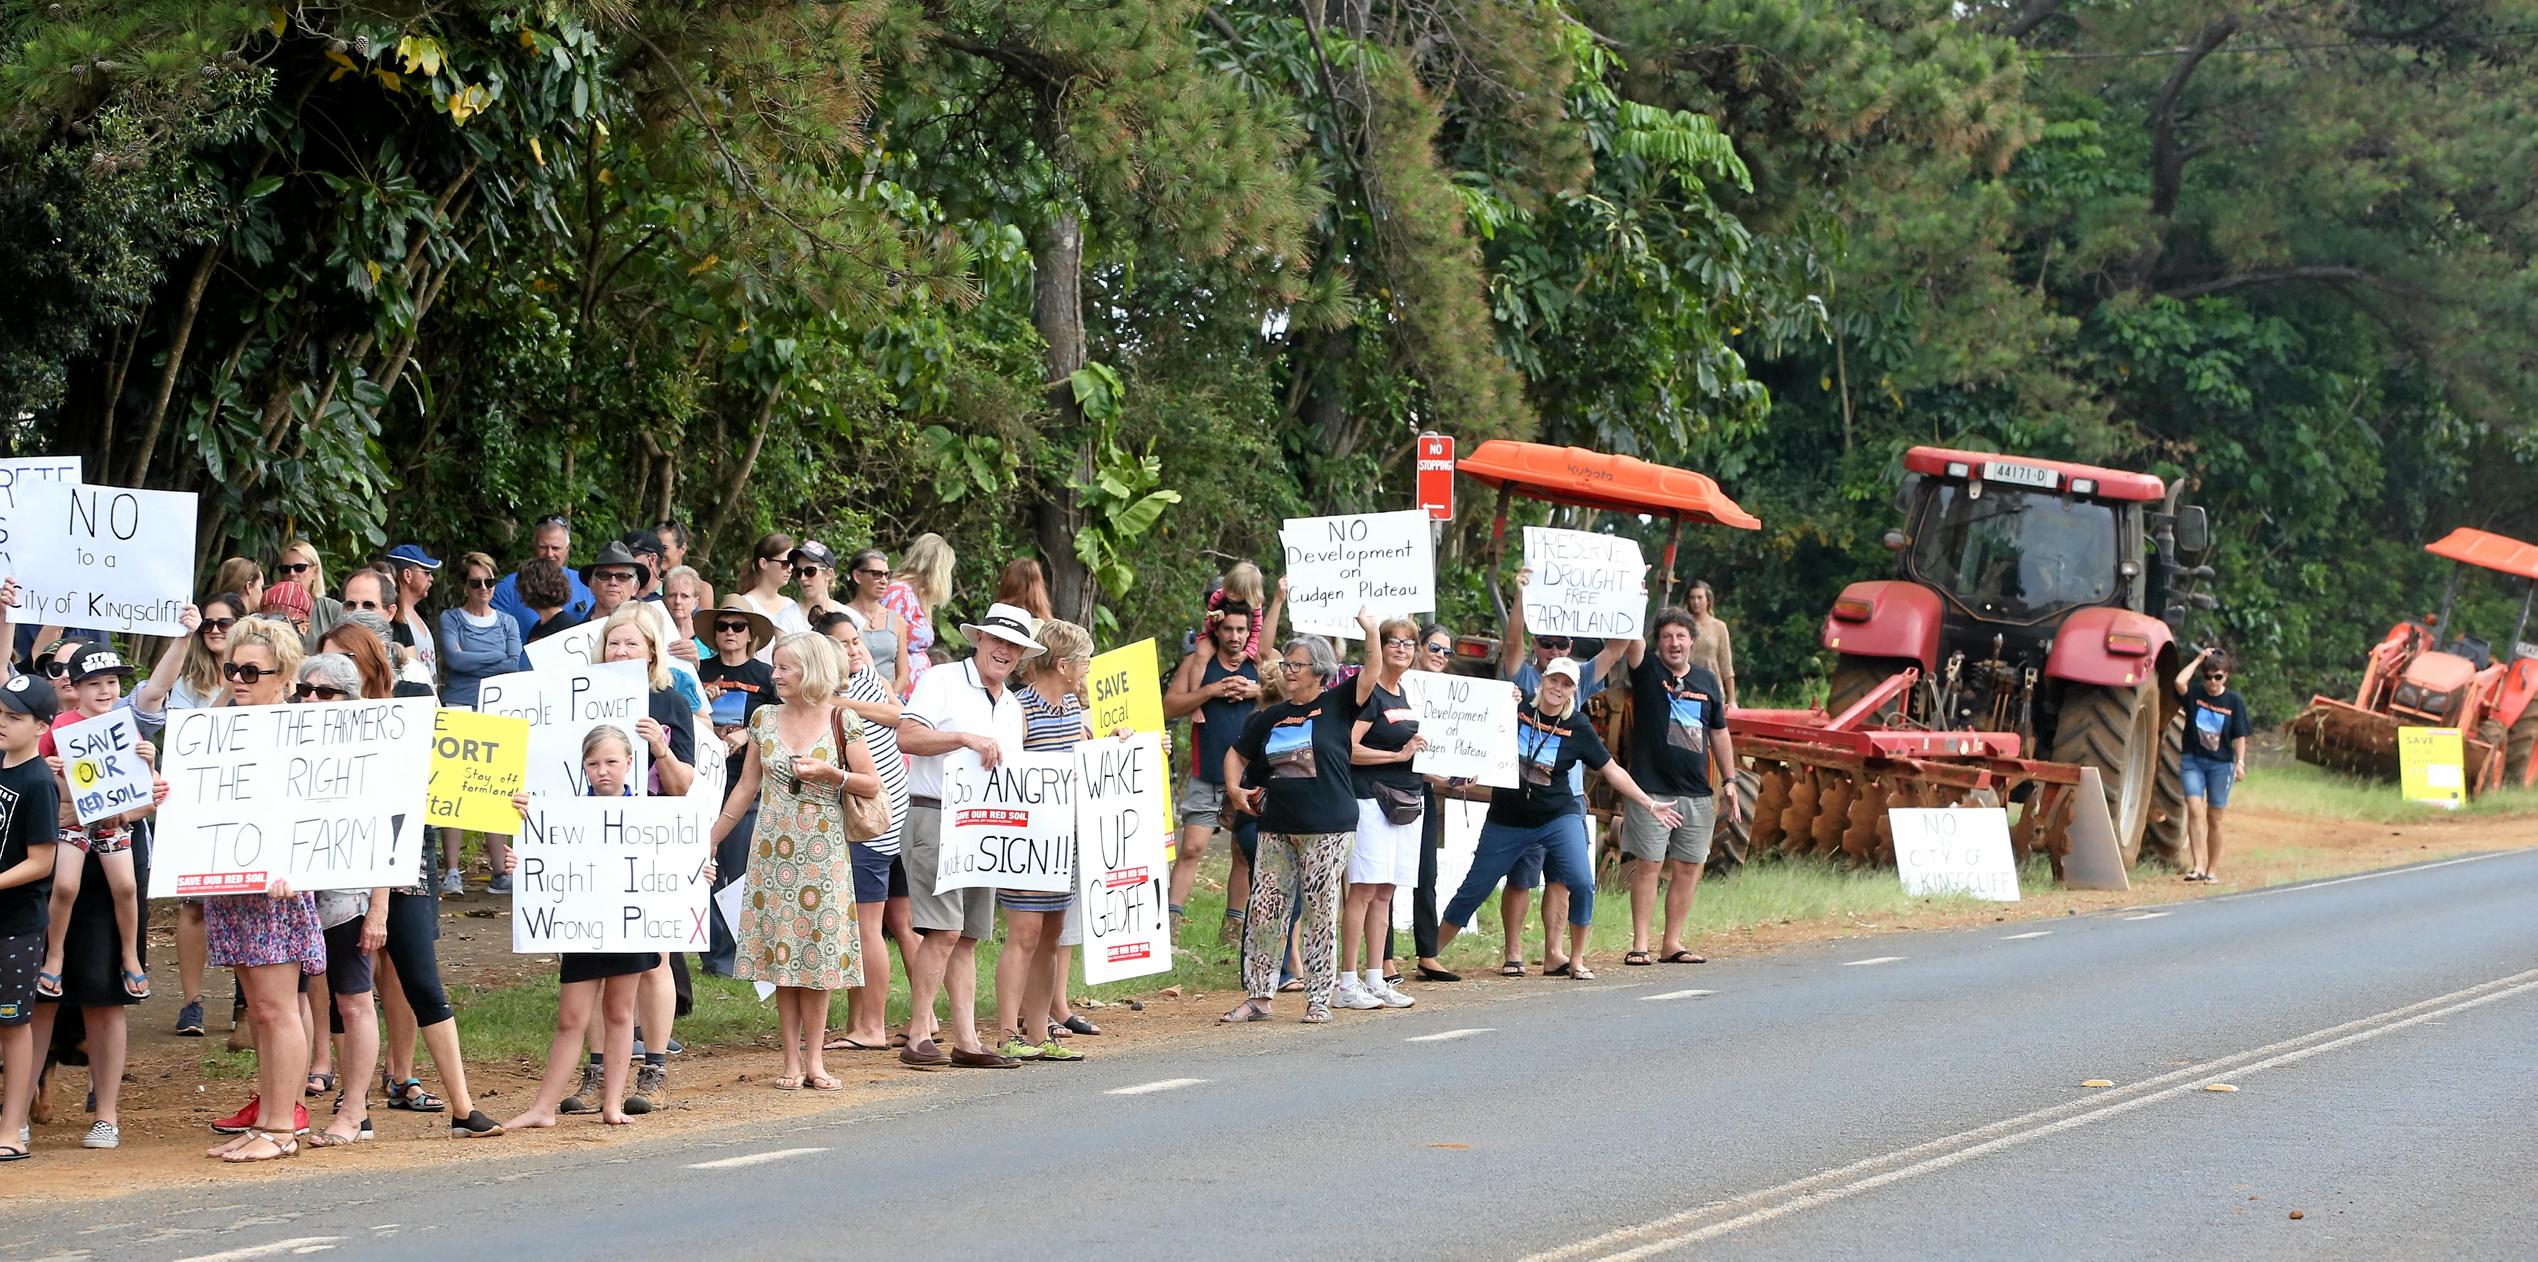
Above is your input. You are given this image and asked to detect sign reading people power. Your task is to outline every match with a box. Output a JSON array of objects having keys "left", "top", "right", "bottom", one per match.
[
  {"left": 0, "top": 456, "right": 81, "bottom": 572},
  {"left": 474, "top": 662, "right": 649, "bottom": 800},
  {"left": 1280, "top": 509, "right": 1434, "bottom": 639},
  {"left": 1075, "top": 732, "right": 1172, "bottom": 984},
  {"left": 512, "top": 796, "right": 713, "bottom": 952},
  {"left": 7, "top": 481, "right": 198, "bottom": 635},
  {"left": 937, "top": 749, "right": 1078, "bottom": 893},
  {"left": 150, "top": 697, "right": 435, "bottom": 896},
  {"left": 58, "top": 707, "right": 153, "bottom": 826},
  {"left": 1521, "top": 526, "right": 1646, "bottom": 639},
  {"left": 1401, "top": 669, "right": 1519, "bottom": 788}
]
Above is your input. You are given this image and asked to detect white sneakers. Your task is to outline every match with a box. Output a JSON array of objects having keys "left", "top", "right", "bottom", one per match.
[
  {"left": 1372, "top": 978, "right": 1416, "bottom": 1009},
  {"left": 1332, "top": 980, "right": 1385, "bottom": 1010},
  {"left": 82, "top": 1121, "right": 119, "bottom": 1149}
]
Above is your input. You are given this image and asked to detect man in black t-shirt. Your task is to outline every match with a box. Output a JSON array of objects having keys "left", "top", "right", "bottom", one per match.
[
  {"left": 1613, "top": 609, "right": 1739, "bottom": 965},
  {"left": 0, "top": 670, "right": 62, "bottom": 1159}
]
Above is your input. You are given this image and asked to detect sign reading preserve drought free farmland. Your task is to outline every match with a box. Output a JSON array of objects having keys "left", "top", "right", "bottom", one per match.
[
  {"left": 1279, "top": 510, "right": 1434, "bottom": 639},
  {"left": 1521, "top": 526, "right": 1646, "bottom": 639}
]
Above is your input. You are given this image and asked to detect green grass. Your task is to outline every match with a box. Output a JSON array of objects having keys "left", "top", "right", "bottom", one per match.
[{"left": 2233, "top": 759, "right": 2538, "bottom": 824}]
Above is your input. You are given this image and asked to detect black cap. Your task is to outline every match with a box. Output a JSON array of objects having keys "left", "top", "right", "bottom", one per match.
[
  {"left": 618, "top": 529, "right": 665, "bottom": 561},
  {"left": 789, "top": 540, "right": 838, "bottom": 570},
  {"left": 0, "top": 672, "right": 58, "bottom": 722},
  {"left": 69, "top": 646, "right": 135, "bottom": 683}
]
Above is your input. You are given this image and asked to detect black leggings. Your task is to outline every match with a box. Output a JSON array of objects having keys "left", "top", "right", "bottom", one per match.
[
  {"left": 380, "top": 888, "right": 455, "bottom": 1027},
  {"left": 1383, "top": 789, "right": 1445, "bottom": 963}
]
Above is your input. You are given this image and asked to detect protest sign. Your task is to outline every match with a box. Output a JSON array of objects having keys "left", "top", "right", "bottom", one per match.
[
  {"left": 426, "top": 708, "right": 531, "bottom": 834},
  {"left": 1088, "top": 638, "right": 1173, "bottom": 853},
  {"left": 511, "top": 795, "right": 713, "bottom": 953},
  {"left": 57, "top": 707, "right": 151, "bottom": 826},
  {"left": 524, "top": 620, "right": 603, "bottom": 673},
  {"left": 474, "top": 662, "right": 649, "bottom": 800},
  {"left": 7, "top": 481, "right": 197, "bottom": 635},
  {"left": 688, "top": 712, "right": 724, "bottom": 805},
  {"left": 1279, "top": 509, "right": 1434, "bottom": 638},
  {"left": 1401, "top": 669, "right": 1519, "bottom": 788},
  {"left": 937, "top": 748, "right": 1078, "bottom": 893},
  {"left": 2398, "top": 726, "right": 2465, "bottom": 809},
  {"left": 711, "top": 877, "right": 777, "bottom": 1000},
  {"left": 0, "top": 456, "right": 81, "bottom": 573},
  {"left": 1075, "top": 732, "right": 1172, "bottom": 984},
  {"left": 1520, "top": 526, "right": 1647, "bottom": 639},
  {"left": 1889, "top": 807, "right": 2021, "bottom": 902},
  {"left": 149, "top": 697, "right": 435, "bottom": 896}
]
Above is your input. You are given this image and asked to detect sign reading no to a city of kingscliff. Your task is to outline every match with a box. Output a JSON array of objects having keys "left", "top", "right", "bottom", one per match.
[{"left": 7, "top": 481, "right": 197, "bottom": 635}]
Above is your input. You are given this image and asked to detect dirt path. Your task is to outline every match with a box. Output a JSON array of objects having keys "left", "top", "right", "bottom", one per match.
[{"left": 8, "top": 800, "right": 2525, "bottom": 1198}]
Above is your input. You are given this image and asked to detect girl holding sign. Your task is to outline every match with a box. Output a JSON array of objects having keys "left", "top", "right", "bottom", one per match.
[{"left": 596, "top": 605, "right": 697, "bottom": 1115}]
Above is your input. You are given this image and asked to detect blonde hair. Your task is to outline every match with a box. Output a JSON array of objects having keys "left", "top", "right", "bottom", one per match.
[
  {"left": 280, "top": 538, "right": 328, "bottom": 598},
  {"left": 226, "top": 618, "right": 306, "bottom": 699},
  {"left": 601, "top": 604, "right": 673, "bottom": 692},
  {"left": 897, "top": 532, "right": 955, "bottom": 609},
  {"left": 459, "top": 550, "right": 500, "bottom": 584},
  {"left": 1029, "top": 619, "right": 1093, "bottom": 683},
  {"left": 580, "top": 724, "right": 634, "bottom": 761},
  {"left": 1534, "top": 671, "right": 1580, "bottom": 720},
  {"left": 1224, "top": 561, "right": 1265, "bottom": 607},
  {"left": 771, "top": 631, "right": 843, "bottom": 704}
]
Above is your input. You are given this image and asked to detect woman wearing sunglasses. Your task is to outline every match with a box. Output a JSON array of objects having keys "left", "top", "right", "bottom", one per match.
[
  {"left": 1398, "top": 622, "right": 1460, "bottom": 982},
  {"left": 2175, "top": 646, "right": 2250, "bottom": 883},
  {"left": 697, "top": 599, "right": 777, "bottom": 977},
  {"left": 287, "top": 654, "right": 397, "bottom": 1151},
  {"left": 274, "top": 539, "right": 345, "bottom": 647},
  {"left": 130, "top": 593, "right": 247, "bottom": 1035},
  {"left": 842, "top": 549, "right": 913, "bottom": 690},
  {"left": 733, "top": 532, "right": 811, "bottom": 663}
]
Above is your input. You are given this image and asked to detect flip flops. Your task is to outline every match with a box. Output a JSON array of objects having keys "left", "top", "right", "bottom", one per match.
[
  {"left": 1542, "top": 961, "right": 1574, "bottom": 978},
  {"left": 1624, "top": 951, "right": 1654, "bottom": 966},
  {"left": 34, "top": 972, "right": 62, "bottom": 999},
  {"left": 1500, "top": 961, "right": 1525, "bottom": 977},
  {"left": 121, "top": 970, "right": 151, "bottom": 999},
  {"left": 1659, "top": 950, "right": 1707, "bottom": 964}
]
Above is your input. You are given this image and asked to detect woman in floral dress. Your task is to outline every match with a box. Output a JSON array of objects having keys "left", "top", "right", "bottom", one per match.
[{"left": 711, "top": 632, "right": 882, "bottom": 1090}]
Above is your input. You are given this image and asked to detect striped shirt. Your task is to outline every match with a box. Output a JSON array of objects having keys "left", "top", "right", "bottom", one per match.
[
  {"left": 845, "top": 667, "right": 910, "bottom": 856},
  {"left": 1019, "top": 683, "right": 1089, "bottom": 753}
]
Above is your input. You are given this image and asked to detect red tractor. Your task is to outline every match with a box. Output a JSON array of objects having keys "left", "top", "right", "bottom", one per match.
[{"left": 1735, "top": 447, "right": 2215, "bottom": 867}]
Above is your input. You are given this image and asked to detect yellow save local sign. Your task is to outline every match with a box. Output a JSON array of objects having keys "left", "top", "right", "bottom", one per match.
[
  {"left": 1089, "top": 638, "right": 1174, "bottom": 857},
  {"left": 2397, "top": 726, "right": 2466, "bottom": 809}
]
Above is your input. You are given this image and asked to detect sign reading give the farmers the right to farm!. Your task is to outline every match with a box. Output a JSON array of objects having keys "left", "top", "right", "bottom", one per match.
[
  {"left": 149, "top": 697, "right": 436, "bottom": 897},
  {"left": 6, "top": 480, "right": 198, "bottom": 636},
  {"left": 1280, "top": 509, "right": 1435, "bottom": 639},
  {"left": 1521, "top": 526, "right": 1647, "bottom": 639}
]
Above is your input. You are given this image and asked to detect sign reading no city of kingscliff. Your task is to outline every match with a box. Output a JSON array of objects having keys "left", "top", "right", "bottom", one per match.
[
  {"left": 6, "top": 480, "right": 198, "bottom": 635},
  {"left": 1279, "top": 509, "right": 1435, "bottom": 639}
]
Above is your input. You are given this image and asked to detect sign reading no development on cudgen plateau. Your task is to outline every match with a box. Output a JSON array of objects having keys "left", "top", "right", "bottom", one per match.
[
  {"left": 58, "top": 707, "right": 153, "bottom": 826},
  {"left": 1075, "top": 732, "right": 1172, "bottom": 984},
  {"left": 474, "top": 662, "right": 649, "bottom": 800},
  {"left": 1401, "top": 669, "right": 1519, "bottom": 789},
  {"left": 7, "top": 481, "right": 198, "bottom": 636},
  {"left": 1889, "top": 807, "right": 2021, "bottom": 902},
  {"left": 1521, "top": 526, "right": 1646, "bottom": 639},
  {"left": 149, "top": 697, "right": 435, "bottom": 897},
  {"left": 1280, "top": 509, "right": 1434, "bottom": 639},
  {"left": 0, "top": 456, "right": 81, "bottom": 573},
  {"left": 937, "top": 749, "right": 1078, "bottom": 894},
  {"left": 512, "top": 796, "right": 713, "bottom": 953}
]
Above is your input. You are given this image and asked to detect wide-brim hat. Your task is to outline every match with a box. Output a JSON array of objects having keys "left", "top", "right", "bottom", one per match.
[
  {"left": 706, "top": 597, "right": 778, "bottom": 656},
  {"left": 578, "top": 540, "right": 653, "bottom": 591},
  {"left": 958, "top": 602, "right": 1046, "bottom": 658}
]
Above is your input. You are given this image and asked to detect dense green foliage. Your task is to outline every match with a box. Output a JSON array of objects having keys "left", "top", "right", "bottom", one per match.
[{"left": 5, "top": 1, "right": 2534, "bottom": 717}]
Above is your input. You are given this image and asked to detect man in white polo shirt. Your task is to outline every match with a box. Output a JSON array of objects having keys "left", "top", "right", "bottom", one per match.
[{"left": 894, "top": 602, "right": 1043, "bottom": 1070}]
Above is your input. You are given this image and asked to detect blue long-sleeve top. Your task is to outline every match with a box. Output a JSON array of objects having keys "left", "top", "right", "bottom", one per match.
[{"left": 437, "top": 606, "right": 525, "bottom": 707}]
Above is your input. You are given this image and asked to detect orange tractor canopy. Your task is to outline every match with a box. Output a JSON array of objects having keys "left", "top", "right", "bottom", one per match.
[{"left": 2291, "top": 527, "right": 2538, "bottom": 792}]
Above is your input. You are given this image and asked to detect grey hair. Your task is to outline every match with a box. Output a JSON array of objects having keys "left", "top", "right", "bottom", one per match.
[
  {"left": 340, "top": 608, "right": 396, "bottom": 644},
  {"left": 1281, "top": 635, "right": 1343, "bottom": 687},
  {"left": 298, "top": 652, "right": 363, "bottom": 695}
]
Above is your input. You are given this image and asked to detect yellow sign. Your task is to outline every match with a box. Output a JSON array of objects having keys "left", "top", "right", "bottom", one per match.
[
  {"left": 428, "top": 708, "right": 532, "bottom": 834},
  {"left": 2397, "top": 726, "right": 2465, "bottom": 809},
  {"left": 1090, "top": 639, "right": 1174, "bottom": 856}
]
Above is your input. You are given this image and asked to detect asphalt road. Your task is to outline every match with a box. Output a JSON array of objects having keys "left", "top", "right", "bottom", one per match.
[{"left": 14, "top": 847, "right": 2538, "bottom": 1261}]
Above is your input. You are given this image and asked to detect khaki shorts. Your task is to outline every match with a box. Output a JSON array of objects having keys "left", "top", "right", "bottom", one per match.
[
  {"left": 1621, "top": 793, "right": 1717, "bottom": 866},
  {"left": 1179, "top": 776, "right": 1230, "bottom": 828},
  {"left": 903, "top": 803, "right": 997, "bottom": 941}
]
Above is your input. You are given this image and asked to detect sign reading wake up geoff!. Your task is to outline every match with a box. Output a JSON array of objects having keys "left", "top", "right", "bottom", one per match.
[
  {"left": 1279, "top": 509, "right": 1434, "bottom": 639},
  {"left": 7, "top": 480, "right": 198, "bottom": 635}
]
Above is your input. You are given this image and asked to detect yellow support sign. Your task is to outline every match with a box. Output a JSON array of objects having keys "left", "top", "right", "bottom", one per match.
[{"left": 428, "top": 708, "right": 532, "bottom": 834}]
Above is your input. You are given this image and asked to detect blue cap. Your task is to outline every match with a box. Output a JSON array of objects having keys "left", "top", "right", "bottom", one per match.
[{"left": 386, "top": 544, "right": 442, "bottom": 571}]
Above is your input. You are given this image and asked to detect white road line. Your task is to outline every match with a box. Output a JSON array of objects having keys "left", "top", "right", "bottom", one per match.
[
  {"left": 684, "top": 1147, "right": 829, "bottom": 1170},
  {"left": 1841, "top": 956, "right": 1904, "bottom": 967},
  {"left": 2213, "top": 850, "right": 2517, "bottom": 901},
  {"left": 1640, "top": 989, "right": 1715, "bottom": 1002},
  {"left": 1106, "top": 1078, "right": 1208, "bottom": 1096},
  {"left": 1406, "top": 1028, "right": 1494, "bottom": 1043},
  {"left": 1524, "top": 967, "right": 2538, "bottom": 1262},
  {"left": 176, "top": 1241, "right": 347, "bottom": 1262},
  {"left": 2123, "top": 912, "right": 2170, "bottom": 921},
  {"left": 2001, "top": 931, "right": 2051, "bottom": 940}
]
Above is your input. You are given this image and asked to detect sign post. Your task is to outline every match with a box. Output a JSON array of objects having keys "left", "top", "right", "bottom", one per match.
[{"left": 1417, "top": 433, "right": 1455, "bottom": 521}]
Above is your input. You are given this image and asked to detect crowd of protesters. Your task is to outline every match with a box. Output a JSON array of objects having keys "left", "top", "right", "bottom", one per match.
[{"left": 0, "top": 515, "right": 1742, "bottom": 1163}]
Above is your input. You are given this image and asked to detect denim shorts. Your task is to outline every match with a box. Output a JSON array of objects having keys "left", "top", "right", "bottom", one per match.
[{"left": 2180, "top": 756, "right": 2236, "bottom": 808}]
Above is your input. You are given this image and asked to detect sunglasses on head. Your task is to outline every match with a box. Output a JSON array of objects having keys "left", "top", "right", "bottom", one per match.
[
  {"left": 714, "top": 620, "right": 752, "bottom": 634},
  {"left": 295, "top": 683, "right": 352, "bottom": 701},
  {"left": 222, "top": 662, "right": 276, "bottom": 683},
  {"left": 277, "top": 561, "right": 313, "bottom": 575}
]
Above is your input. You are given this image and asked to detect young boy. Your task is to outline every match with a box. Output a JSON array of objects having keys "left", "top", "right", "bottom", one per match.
[
  {"left": 35, "top": 644, "right": 157, "bottom": 1001},
  {"left": 0, "top": 672, "right": 63, "bottom": 1160}
]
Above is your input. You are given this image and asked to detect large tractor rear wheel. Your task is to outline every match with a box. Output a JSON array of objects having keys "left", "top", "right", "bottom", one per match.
[
  {"left": 2141, "top": 711, "right": 2188, "bottom": 868},
  {"left": 2050, "top": 678, "right": 2161, "bottom": 867},
  {"left": 1709, "top": 768, "right": 1759, "bottom": 877},
  {"left": 1828, "top": 655, "right": 1919, "bottom": 722},
  {"left": 2478, "top": 710, "right": 2538, "bottom": 790}
]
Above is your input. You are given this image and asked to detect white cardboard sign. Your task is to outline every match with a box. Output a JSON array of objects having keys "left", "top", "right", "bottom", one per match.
[
  {"left": 1521, "top": 526, "right": 1646, "bottom": 639},
  {"left": 1890, "top": 807, "right": 2021, "bottom": 902},
  {"left": 474, "top": 662, "right": 650, "bottom": 800},
  {"left": 524, "top": 620, "right": 603, "bottom": 673},
  {"left": 511, "top": 795, "right": 713, "bottom": 952},
  {"left": 937, "top": 748, "right": 1078, "bottom": 894},
  {"left": 1075, "top": 732, "right": 1172, "bottom": 984},
  {"left": 1402, "top": 669, "right": 1519, "bottom": 788},
  {"left": 149, "top": 697, "right": 435, "bottom": 896},
  {"left": 1279, "top": 509, "right": 1434, "bottom": 639},
  {"left": 7, "top": 481, "right": 198, "bottom": 635},
  {"left": 58, "top": 707, "right": 152, "bottom": 826},
  {"left": 0, "top": 456, "right": 81, "bottom": 574}
]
